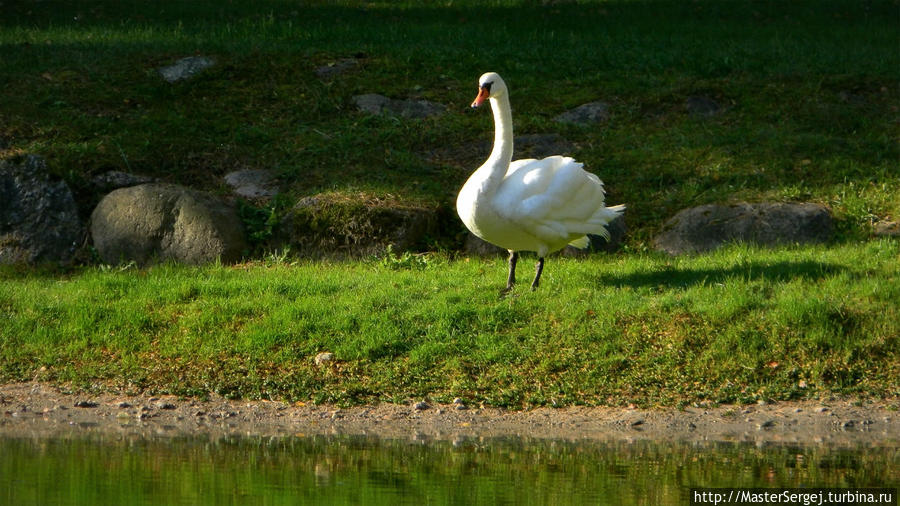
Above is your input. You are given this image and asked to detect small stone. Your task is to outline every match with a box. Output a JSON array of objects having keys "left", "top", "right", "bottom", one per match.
[
  {"left": 314, "top": 352, "right": 334, "bottom": 366},
  {"left": 452, "top": 397, "right": 464, "bottom": 405},
  {"left": 158, "top": 56, "right": 215, "bottom": 83},
  {"left": 156, "top": 402, "right": 176, "bottom": 410},
  {"left": 352, "top": 94, "right": 445, "bottom": 119},
  {"left": 224, "top": 169, "right": 277, "bottom": 199},
  {"left": 815, "top": 406, "right": 829, "bottom": 413},
  {"left": 757, "top": 420, "right": 776, "bottom": 430},
  {"left": 330, "top": 410, "right": 342, "bottom": 420},
  {"left": 414, "top": 401, "right": 429, "bottom": 411},
  {"left": 554, "top": 101, "right": 610, "bottom": 125},
  {"left": 117, "top": 402, "right": 131, "bottom": 409},
  {"left": 74, "top": 400, "right": 98, "bottom": 408},
  {"left": 315, "top": 58, "right": 359, "bottom": 78},
  {"left": 630, "top": 419, "right": 644, "bottom": 427},
  {"left": 841, "top": 420, "right": 855, "bottom": 430},
  {"left": 353, "top": 93, "right": 391, "bottom": 114},
  {"left": 91, "top": 171, "right": 154, "bottom": 193}
]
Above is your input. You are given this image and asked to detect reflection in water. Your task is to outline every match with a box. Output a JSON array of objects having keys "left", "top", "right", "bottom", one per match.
[{"left": 1, "top": 435, "right": 897, "bottom": 505}]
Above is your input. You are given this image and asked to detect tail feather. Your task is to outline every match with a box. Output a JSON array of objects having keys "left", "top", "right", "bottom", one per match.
[
  {"left": 582, "top": 204, "right": 625, "bottom": 242},
  {"left": 568, "top": 235, "right": 590, "bottom": 249}
]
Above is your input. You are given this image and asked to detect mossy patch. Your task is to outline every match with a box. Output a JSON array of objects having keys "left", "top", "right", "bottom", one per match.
[{"left": 281, "top": 191, "right": 441, "bottom": 258}]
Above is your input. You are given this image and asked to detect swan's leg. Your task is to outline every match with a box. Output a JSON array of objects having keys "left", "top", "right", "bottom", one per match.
[
  {"left": 504, "top": 250, "right": 518, "bottom": 292},
  {"left": 531, "top": 257, "right": 545, "bottom": 290}
]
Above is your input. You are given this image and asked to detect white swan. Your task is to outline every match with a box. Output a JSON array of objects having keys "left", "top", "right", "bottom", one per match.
[{"left": 456, "top": 72, "right": 625, "bottom": 292}]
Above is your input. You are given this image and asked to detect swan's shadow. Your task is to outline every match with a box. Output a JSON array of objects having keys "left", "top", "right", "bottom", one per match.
[{"left": 588, "top": 260, "right": 844, "bottom": 289}]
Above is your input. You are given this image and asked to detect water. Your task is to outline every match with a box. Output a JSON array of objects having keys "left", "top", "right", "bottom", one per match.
[{"left": 1, "top": 435, "right": 896, "bottom": 505}]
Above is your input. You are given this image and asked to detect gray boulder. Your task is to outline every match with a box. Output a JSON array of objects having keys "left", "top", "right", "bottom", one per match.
[
  {"left": 353, "top": 94, "right": 445, "bottom": 119},
  {"left": 90, "top": 183, "right": 246, "bottom": 265},
  {"left": 0, "top": 155, "right": 83, "bottom": 264},
  {"left": 158, "top": 56, "right": 215, "bottom": 83},
  {"left": 282, "top": 194, "right": 438, "bottom": 257},
  {"left": 654, "top": 202, "right": 833, "bottom": 255}
]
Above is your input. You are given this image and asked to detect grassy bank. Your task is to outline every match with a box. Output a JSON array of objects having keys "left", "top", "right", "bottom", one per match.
[
  {"left": 2, "top": 241, "right": 898, "bottom": 407},
  {"left": 1, "top": 1, "right": 898, "bottom": 406}
]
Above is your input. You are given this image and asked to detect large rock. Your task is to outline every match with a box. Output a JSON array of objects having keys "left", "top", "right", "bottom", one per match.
[
  {"left": 654, "top": 202, "right": 833, "bottom": 255},
  {"left": 0, "top": 155, "right": 83, "bottom": 264},
  {"left": 90, "top": 183, "right": 246, "bottom": 265},
  {"left": 281, "top": 193, "right": 438, "bottom": 257}
]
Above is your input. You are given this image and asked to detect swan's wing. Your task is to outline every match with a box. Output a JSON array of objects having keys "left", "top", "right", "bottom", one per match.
[{"left": 495, "top": 156, "right": 621, "bottom": 243}]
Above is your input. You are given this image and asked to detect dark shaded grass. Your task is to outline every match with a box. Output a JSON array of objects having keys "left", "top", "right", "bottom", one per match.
[{"left": 1, "top": 0, "right": 897, "bottom": 242}]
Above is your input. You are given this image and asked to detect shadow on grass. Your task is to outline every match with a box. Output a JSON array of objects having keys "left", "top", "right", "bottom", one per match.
[{"left": 591, "top": 260, "right": 844, "bottom": 289}]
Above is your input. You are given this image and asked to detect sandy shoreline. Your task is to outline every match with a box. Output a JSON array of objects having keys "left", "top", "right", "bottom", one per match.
[{"left": 1, "top": 382, "right": 898, "bottom": 446}]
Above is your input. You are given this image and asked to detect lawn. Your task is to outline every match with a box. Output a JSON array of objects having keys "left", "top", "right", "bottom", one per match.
[
  {"left": 1, "top": 0, "right": 898, "bottom": 406},
  {"left": 2, "top": 241, "right": 898, "bottom": 407}
]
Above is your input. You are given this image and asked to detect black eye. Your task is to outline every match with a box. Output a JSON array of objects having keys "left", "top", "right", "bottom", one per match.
[{"left": 482, "top": 81, "right": 493, "bottom": 91}]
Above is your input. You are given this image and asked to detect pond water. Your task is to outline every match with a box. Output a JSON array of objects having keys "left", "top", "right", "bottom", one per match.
[{"left": 1, "top": 435, "right": 896, "bottom": 505}]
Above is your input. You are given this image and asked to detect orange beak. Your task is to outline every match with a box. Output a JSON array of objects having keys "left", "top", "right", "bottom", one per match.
[{"left": 471, "top": 86, "right": 490, "bottom": 108}]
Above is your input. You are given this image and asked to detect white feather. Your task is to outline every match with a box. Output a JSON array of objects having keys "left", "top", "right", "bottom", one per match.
[{"left": 457, "top": 72, "right": 624, "bottom": 260}]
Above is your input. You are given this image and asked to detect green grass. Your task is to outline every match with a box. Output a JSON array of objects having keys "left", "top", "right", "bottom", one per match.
[
  {"left": 1, "top": 0, "right": 898, "bottom": 245},
  {"left": 1, "top": 1, "right": 898, "bottom": 406},
  {"left": 2, "top": 241, "right": 897, "bottom": 407}
]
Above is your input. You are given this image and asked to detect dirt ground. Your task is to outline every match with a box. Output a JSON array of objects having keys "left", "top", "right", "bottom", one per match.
[{"left": 1, "top": 382, "right": 898, "bottom": 446}]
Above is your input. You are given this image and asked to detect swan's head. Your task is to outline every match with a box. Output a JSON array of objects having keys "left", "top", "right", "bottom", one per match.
[{"left": 471, "top": 72, "right": 507, "bottom": 108}]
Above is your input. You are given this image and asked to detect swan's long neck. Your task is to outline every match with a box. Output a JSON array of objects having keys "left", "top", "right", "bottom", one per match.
[{"left": 479, "top": 93, "right": 514, "bottom": 189}]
